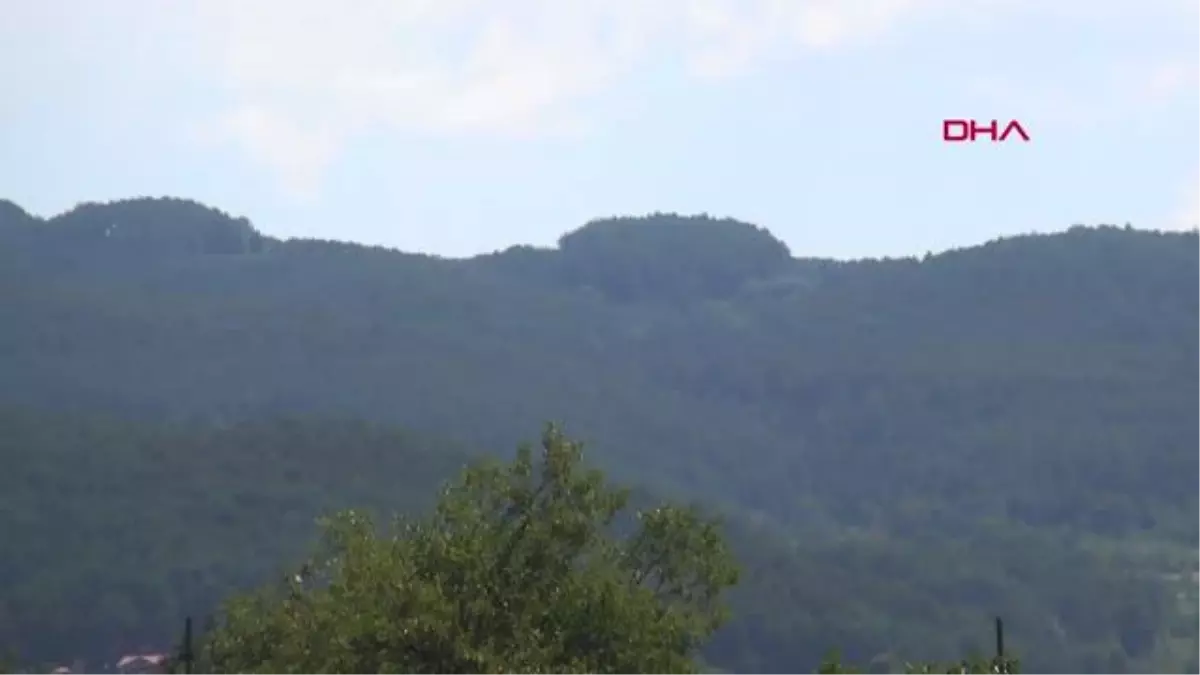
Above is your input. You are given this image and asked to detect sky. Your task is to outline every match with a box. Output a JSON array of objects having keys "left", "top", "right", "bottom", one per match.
[{"left": 2, "top": 0, "right": 1197, "bottom": 260}]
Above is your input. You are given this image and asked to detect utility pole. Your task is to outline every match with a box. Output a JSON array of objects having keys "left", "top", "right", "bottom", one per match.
[
  {"left": 180, "top": 616, "right": 194, "bottom": 675},
  {"left": 994, "top": 616, "right": 1008, "bottom": 674}
]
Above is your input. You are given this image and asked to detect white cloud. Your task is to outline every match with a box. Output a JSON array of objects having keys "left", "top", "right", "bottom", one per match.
[
  {"left": 964, "top": 54, "right": 1198, "bottom": 135},
  {"left": 1168, "top": 173, "right": 1199, "bottom": 230},
  {"left": 1138, "top": 60, "right": 1200, "bottom": 105},
  {"left": 964, "top": 77, "right": 1099, "bottom": 129},
  {"left": 183, "top": 0, "right": 952, "bottom": 194},
  {"left": 211, "top": 106, "right": 341, "bottom": 200},
  {"left": 46, "top": 0, "right": 1176, "bottom": 197}
]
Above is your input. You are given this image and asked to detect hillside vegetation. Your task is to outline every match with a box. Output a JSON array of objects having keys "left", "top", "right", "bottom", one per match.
[{"left": 0, "top": 197, "right": 1196, "bottom": 672}]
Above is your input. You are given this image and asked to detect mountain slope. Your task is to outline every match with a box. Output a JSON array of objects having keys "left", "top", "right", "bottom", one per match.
[
  {"left": 0, "top": 197, "right": 1196, "bottom": 671},
  {"left": 0, "top": 409, "right": 1188, "bottom": 673},
  {"left": 2, "top": 200, "right": 1194, "bottom": 538}
]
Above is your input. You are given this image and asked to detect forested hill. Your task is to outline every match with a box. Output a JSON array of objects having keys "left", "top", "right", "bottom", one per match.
[{"left": 1, "top": 197, "right": 1197, "bottom": 672}]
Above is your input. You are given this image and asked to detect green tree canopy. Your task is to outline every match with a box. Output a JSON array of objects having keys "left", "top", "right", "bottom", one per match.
[
  {"left": 194, "top": 424, "right": 740, "bottom": 673},
  {"left": 556, "top": 213, "right": 793, "bottom": 302}
]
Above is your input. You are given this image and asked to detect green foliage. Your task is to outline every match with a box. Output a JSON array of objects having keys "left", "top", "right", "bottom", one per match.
[
  {"left": 0, "top": 197, "right": 1196, "bottom": 672},
  {"left": 194, "top": 425, "right": 739, "bottom": 673},
  {"left": 0, "top": 411, "right": 468, "bottom": 664},
  {"left": 555, "top": 213, "right": 793, "bottom": 302},
  {"left": 9, "top": 196, "right": 265, "bottom": 256},
  {"left": 0, "top": 199, "right": 36, "bottom": 230},
  {"left": 5, "top": 407, "right": 1155, "bottom": 673}
]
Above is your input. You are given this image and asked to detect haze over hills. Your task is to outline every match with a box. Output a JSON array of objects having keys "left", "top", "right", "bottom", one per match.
[{"left": 0, "top": 197, "right": 1197, "bottom": 672}]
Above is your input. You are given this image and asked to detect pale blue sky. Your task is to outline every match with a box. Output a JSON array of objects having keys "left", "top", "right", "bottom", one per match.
[{"left": 2, "top": 0, "right": 1197, "bottom": 259}]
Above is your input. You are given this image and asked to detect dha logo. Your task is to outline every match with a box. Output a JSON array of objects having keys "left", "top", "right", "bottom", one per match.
[{"left": 943, "top": 119, "right": 1030, "bottom": 143}]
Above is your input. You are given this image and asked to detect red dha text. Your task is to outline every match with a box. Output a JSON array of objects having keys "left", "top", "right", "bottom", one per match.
[{"left": 942, "top": 119, "right": 1030, "bottom": 143}]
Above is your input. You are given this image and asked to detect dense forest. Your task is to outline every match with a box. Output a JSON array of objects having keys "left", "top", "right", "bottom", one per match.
[{"left": 0, "top": 197, "right": 1196, "bottom": 672}]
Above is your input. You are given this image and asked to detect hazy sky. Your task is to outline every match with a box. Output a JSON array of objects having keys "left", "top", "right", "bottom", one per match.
[{"left": 2, "top": 0, "right": 1197, "bottom": 259}]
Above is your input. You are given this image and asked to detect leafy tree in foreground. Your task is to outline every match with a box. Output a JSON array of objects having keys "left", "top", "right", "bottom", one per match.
[{"left": 193, "top": 424, "right": 740, "bottom": 673}]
